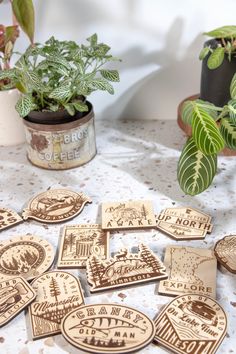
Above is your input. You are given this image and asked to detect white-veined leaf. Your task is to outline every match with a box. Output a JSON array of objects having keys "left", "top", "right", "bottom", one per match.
[
  {"left": 207, "top": 47, "right": 225, "bottom": 69},
  {"left": 63, "top": 103, "right": 75, "bottom": 116},
  {"left": 204, "top": 26, "right": 236, "bottom": 38},
  {"left": 0, "top": 69, "right": 16, "bottom": 81},
  {"left": 220, "top": 117, "right": 236, "bottom": 150},
  {"left": 227, "top": 99, "right": 236, "bottom": 124},
  {"left": 100, "top": 69, "right": 120, "bottom": 82},
  {"left": 25, "top": 70, "right": 43, "bottom": 90},
  {"left": 89, "top": 78, "right": 114, "bottom": 94},
  {"left": 49, "top": 83, "right": 72, "bottom": 101},
  {"left": 15, "top": 95, "right": 34, "bottom": 117},
  {"left": 192, "top": 106, "right": 224, "bottom": 154},
  {"left": 177, "top": 137, "right": 217, "bottom": 195},
  {"left": 181, "top": 99, "right": 218, "bottom": 126},
  {"left": 73, "top": 101, "right": 88, "bottom": 112},
  {"left": 230, "top": 73, "right": 236, "bottom": 99}
]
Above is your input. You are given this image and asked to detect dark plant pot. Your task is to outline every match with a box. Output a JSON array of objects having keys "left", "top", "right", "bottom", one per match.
[
  {"left": 200, "top": 39, "right": 236, "bottom": 106},
  {"left": 23, "top": 101, "right": 97, "bottom": 170}
]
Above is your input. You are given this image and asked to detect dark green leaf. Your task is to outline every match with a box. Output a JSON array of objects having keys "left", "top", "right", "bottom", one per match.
[
  {"left": 100, "top": 69, "right": 120, "bottom": 82},
  {"left": 220, "top": 117, "right": 236, "bottom": 150},
  {"left": 178, "top": 137, "right": 217, "bottom": 195},
  {"left": 89, "top": 78, "right": 114, "bottom": 94},
  {"left": 12, "top": 0, "right": 35, "bottom": 43}
]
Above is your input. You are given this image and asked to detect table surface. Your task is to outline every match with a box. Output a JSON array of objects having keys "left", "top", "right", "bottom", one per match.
[{"left": 0, "top": 119, "right": 235, "bottom": 354}]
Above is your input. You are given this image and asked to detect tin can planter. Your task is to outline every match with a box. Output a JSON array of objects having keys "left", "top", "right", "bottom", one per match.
[{"left": 23, "top": 101, "right": 97, "bottom": 169}]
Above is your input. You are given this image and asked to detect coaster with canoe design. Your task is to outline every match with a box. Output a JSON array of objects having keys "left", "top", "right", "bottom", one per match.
[
  {"left": 61, "top": 303, "right": 155, "bottom": 353},
  {"left": 22, "top": 189, "right": 91, "bottom": 223},
  {"left": 87, "top": 244, "right": 167, "bottom": 292},
  {"left": 29, "top": 270, "right": 84, "bottom": 340},
  {"left": 0, "top": 276, "right": 36, "bottom": 327},
  {"left": 0, "top": 235, "right": 54, "bottom": 281},
  {"left": 153, "top": 294, "right": 227, "bottom": 354},
  {"left": 156, "top": 207, "right": 213, "bottom": 240},
  {"left": 0, "top": 207, "right": 23, "bottom": 232},
  {"left": 158, "top": 246, "right": 217, "bottom": 298},
  {"left": 102, "top": 200, "right": 156, "bottom": 230},
  {"left": 57, "top": 224, "right": 109, "bottom": 268},
  {"left": 214, "top": 235, "right": 236, "bottom": 273}
]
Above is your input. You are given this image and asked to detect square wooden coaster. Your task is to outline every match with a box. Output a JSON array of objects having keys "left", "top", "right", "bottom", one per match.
[
  {"left": 57, "top": 224, "right": 109, "bottom": 268},
  {"left": 158, "top": 245, "right": 217, "bottom": 298},
  {"left": 102, "top": 200, "right": 156, "bottom": 230}
]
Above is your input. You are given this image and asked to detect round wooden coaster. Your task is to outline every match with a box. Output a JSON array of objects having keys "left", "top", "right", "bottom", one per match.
[
  {"left": 61, "top": 303, "right": 155, "bottom": 353},
  {"left": 22, "top": 189, "right": 92, "bottom": 223},
  {"left": 154, "top": 294, "right": 227, "bottom": 354},
  {"left": 214, "top": 235, "right": 236, "bottom": 274},
  {"left": 0, "top": 235, "right": 55, "bottom": 281}
]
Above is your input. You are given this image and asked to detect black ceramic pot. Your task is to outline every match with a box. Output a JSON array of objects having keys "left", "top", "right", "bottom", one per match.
[{"left": 200, "top": 39, "right": 236, "bottom": 107}]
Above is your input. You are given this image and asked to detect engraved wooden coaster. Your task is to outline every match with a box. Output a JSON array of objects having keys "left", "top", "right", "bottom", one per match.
[
  {"left": 87, "top": 244, "right": 167, "bottom": 293},
  {"left": 153, "top": 294, "right": 227, "bottom": 354},
  {"left": 102, "top": 200, "right": 156, "bottom": 230},
  {"left": 29, "top": 270, "right": 84, "bottom": 340},
  {"left": 22, "top": 189, "right": 92, "bottom": 223},
  {"left": 61, "top": 303, "right": 155, "bottom": 353},
  {"left": 58, "top": 224, "right": 109, "bottom": 269},
  {"left": 156, "top": 207, "right": 213, "bottom": 240},
  {"left": 0, "top": 207, "right": 23, "bottom": 232},
  {"left": 0, "top": 276, "right": 36, "bottom": 327},
  {"left": 158, "top": 246, "right": 217, "bottom": 298},
  {"left": 214, "top": 235, "right": 236, "bottom": 274},
  {"left": 0, "top": 235, "right": 55, "bottom": 281}
]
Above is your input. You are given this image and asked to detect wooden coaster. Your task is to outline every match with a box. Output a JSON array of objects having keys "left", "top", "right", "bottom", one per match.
[
  {"left": 0, "top": 235, "right": 54, "bottom": 281},
  {"left": 156, "top": 207, "right": 213, "bottom": 240},
  {"left": 158, "top": 246, "right": 216, "bottom": 298},
  {"left": 214, "top": 235, "right": 236, "bottom": 273},
  {"left": 58, "top": 224, "right": 109, "bottom": 268},
  {"left": 29, "top": 270, "right": 84, "bottom": 340},
  {"left": 0, "top": 276, "right": 36, "bottom": 327},
  {"left": 22, "top": 189, "right": 91, "bottom": 223},
  {"left": 61, "top": 303, "right": 155, "bottom": 353},
  {"left": 102, "top": 200, "right": 156, "bottom": 230},
  {"left": 154, "top": 294, "right": 227, "bottom": 354},
  {"left": 0, "top": 207, "right": 23, "bottom": 232},
  {"left": 87, "top": 244, "right": 167, "bottom": 293}
]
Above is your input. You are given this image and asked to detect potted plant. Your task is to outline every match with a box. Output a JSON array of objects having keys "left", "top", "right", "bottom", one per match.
[
  {"left": 177, "top": 73, "right": 236, "bottom": 196},
  {"left": 1, "top": 34, "right": 120, "bottom": 169},
  {"left": 0, "top": 0, "right": 34, "bottom": 146}
]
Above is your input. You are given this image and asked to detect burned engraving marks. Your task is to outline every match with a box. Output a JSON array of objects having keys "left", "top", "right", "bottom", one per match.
[
  {"left": 158, "top": 246, "right": 217, "bottom": 298},
  {"left": 0, "top": 277, "right": 36, "bottom": 327},
  {"left": 58, "top": 224, "right": 109, "bottom": 268},
  {"left": 156, "top": 207, "right": 213, "bottom": 240},
  {"left": 61, "top": 304, "right": 155, "bottom": 353},
  {"left": 87, "top": 244, "right": 167, "bottom": 292},
  {"left": 214, "top": 235, "right": 236, "bottom": 273},
  {"left": 29, "top": 271, "right": 84, "bottom": 339},
  {"left": 0, "top": 235, "right": 54, "bottom": 281},
  {"left": 102, "top": 201, "right": 156, "bottom": 230},
  {"left": 154, "top": 294, "right": 227, "bottom": 354},
  {"left": 22, "top": 189, "right": 91, "bottom": 223},
  {"left": 0, "top": 207, "right": 23, "bottom": 232}
]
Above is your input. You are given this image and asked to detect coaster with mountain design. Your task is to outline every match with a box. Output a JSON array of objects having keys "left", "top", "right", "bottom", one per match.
[
  {"left": 214, "top": 234, "right": 236, "bottom": 273},
  {"left": 22, "top": 189, "right": 91, "bottom": 223},
  {"left": 57, "top": 224, "right": 109, "bottom": 268},
  {"left": 156, "top": 207, "right": 213, "bottom": 240},
  {"left": 87, "top": 244, "right": 167, "bottom": 292},
  {"left": 0, "top": 276, "right": 36, "bottom": 327},
  {"left": 153, "top": 294, "right": 227, "bottom": 354},
  {"left": 29, "top": 270, "right": 84, "bottom": 340},
  {"left": 158, "top": 246, "right": 217, "bottom": 298},
  {"left": 0, "top": 235, "right": 54, "bottom": 281},
  {"left": 0, "top": 207, "right": 23, "bottom": 232},
  {"left": 101, "top": 200, "right": 156, "bottom": 230},
  {"left": 61, "top": 303, "right": 155, "bottom": 354}
]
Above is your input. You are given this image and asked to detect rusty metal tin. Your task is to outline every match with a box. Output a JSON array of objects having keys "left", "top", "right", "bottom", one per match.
[{"left": 23, "top": 106, "right": 96, "bottom": 170}]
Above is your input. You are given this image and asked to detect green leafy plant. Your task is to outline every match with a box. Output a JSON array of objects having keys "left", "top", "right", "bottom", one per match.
[
  {"left": 199, "top": 25, "right": 236, "bottom": 69},
  {"left": 0, "top": 35, "right": 120, "bottom": 117},
  {"left": 177, "top": 73, "right": 236, "bottom": 195},
  {"left": 0, "top": 0, "right": 34, "bottom": 86}
]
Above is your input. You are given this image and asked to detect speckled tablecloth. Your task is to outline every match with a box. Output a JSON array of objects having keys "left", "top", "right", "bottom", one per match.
[{"left": 0, "top": 119, "right": 235, "bottom": 354}]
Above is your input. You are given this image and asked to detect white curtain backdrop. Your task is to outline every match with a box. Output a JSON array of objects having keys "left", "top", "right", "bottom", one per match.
[{"left": 1, "top": 0, "right": 236, "bottom": 120}]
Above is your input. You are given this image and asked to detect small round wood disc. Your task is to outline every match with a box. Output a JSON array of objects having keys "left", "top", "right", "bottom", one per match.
[
  {"left": 214, "top": 235, "right": 236, "bottom": 273},
  {"left": 22, "top": 189, "right": 92, "bottom": 224},
  {"left": 154, "top": 294, "right": 227, "bottom": 354},
  {"left": 0, "top": 235, "right": 55, "bottom": 281},
  {"left": 61, "top": 303, "right": 155, "bottom": 353}
]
